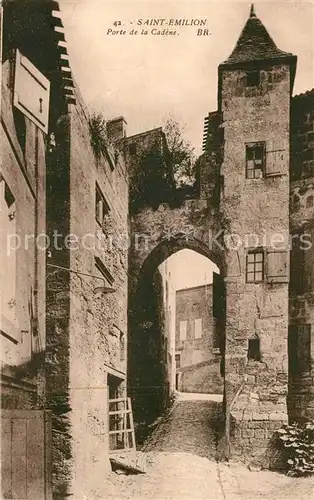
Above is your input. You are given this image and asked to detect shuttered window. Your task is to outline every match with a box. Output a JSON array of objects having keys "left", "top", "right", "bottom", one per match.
[
  {"left": 179, "top": 320, "right": 187, "bottom": 341},
  {"left": 13, "top": 49, "right": 50, "bottom": 134},
  {"left": 265, "top": 148, "right": 286, "bottom": 177},
  {"left": 194, "top": 318, "right": 202, "bottom": 339},
  {"left": 266, "top": 250, "right": 289, "bottom": 283}
]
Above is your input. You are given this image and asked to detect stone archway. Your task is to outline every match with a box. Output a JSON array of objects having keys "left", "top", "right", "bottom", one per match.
[{"left": 128, "top": 228, "right": 226, "bottom": 436}]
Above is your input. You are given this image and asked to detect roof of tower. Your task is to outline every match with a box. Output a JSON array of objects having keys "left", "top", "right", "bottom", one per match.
[{"left": 221, "top": 4, "right": 295, "bottom": 66}]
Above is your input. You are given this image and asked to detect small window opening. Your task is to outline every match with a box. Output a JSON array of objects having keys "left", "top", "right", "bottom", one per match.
[
  {"left": 129, "top": 143, "right": 137, "bottom": 155},
  {"left": 248, "top": 337, "right": 261, "bottom": 361},
  {"left": 95, "top": 183, "right": 110, "bottom": 227},
  {"left": 306, "top": 195, "right": 314, "bottom": 208},
  {"left": 175, "top": 353, "right": 181, "bottom": 369},
  {"left": 246, "top": 70, "right": 260, "bottom": 87}
]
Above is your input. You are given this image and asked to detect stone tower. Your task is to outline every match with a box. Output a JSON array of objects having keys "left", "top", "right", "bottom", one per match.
[{"left": 218, "top": 5, "right": 297, "bottom": 459}]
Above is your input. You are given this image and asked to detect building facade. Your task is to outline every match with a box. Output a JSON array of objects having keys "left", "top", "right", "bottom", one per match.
[
  {"left": 175, "top": 284, "right": 223, "bottom": 393},
  {"left": 1, "top": 0, "right": 75, "bottom": 498},
  {"left": 1, "top": 1, "right": 129, "bottom": 499},
  {"left": 46, "top": 98, "right": 129, "bottom": 498},
  {"left": 128, "top": 5, "right": 314, "bottom": 463},
  {"left": 159, "top": 259, "right": 176, "bottom": 393}
]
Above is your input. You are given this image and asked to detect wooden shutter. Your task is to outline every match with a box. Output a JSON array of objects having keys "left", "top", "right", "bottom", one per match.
[
  {"left": 179, "top": 320, "right": 187, "bottom": 341},
  {"left": 1, "top": 410, "right": 52, "bottom": 500},
  {"left": 265, "top": 148, "right": 287, "bottom": 177},
  {"left": 13, "top": 49, "right": 50, "bottom": 134},
  {"left": 266, "top": 250, "right": 289, "bottom": 283}
]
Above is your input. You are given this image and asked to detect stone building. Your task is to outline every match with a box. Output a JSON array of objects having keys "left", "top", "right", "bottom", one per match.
[
  {"left": 1, "top": 1, "right": 129, "bottom": 499},
  {"left": 128, "top": 4, "right": 314, "bottom": 463},
  {"left": 2, "top": 2, "right": 314, "bottom": 496},
  {"left": 46, "top": 99, "right": 129, "bottom": 498},
  {"left": 1, "top": 0, "right": 74, "bottom": 498},
  {"left": 175, "top": 284, "right": 223, "bottom": 394},
  {"left": 159, "top": 259, "right": 176, "bottom": 393}
]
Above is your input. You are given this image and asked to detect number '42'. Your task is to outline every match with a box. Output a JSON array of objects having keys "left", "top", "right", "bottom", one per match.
[{"left": 113, "top": 21, "right": 122, "bottom": 27}]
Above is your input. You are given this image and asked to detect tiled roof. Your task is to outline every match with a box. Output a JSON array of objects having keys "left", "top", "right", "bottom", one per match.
[{"left": 222, "top": 4, "right": 295, "bottom": 66}]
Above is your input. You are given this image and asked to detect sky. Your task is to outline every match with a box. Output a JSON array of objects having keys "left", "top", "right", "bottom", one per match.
[
  {"left": 60, "top": 0, "right": 314, "bottom": 154},
  {"left": 163, "top": 249, "right": 219, "bottom": 290}
]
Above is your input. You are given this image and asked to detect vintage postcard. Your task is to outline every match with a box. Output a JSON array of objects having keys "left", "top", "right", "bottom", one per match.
[{"left": 1, "top": 0, "right": 314, "bottom": 499}]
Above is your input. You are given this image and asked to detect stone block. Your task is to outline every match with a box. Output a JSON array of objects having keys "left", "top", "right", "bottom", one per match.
[
  {"left": 269, "top": 412, "right": 288, "bottom": 421},
  {"left": 254, "top": 428, "right": 266, "bottom": 439},
  {"left": 244, "top": 374, "right": 256, "bottom": 384},
  {"left": 252, "top": 412, "right": 269, "bottom": 421}
]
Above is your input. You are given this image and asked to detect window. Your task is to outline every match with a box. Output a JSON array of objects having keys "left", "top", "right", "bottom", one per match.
[
  {"left": 248, "top": 337, "right": 261, "bottom": 361},
  {"left": 194, "top": 318, "right": 202, "bottom": 339},
  {"left": 246, "top": 70, "right": 259, "bottom": 87},
  {"left": 246, "top": 249, "right": 264, "bottom": 283},
  {"left": 129, "top": 143, "right": 137, "bottom": 155},
  {"left": 306, "top": 195, "right": 314, "bottom": 208},
  {"left": 95, "top": 184, "right": 110, "bottom": 227},
  {"left": 246, "top": 143, "right": 265, "bottom": 179},
  {"left": 175, "top": 353, "right": 181, "bottom": 369},
  {"left": 179, "top": 320, "right": 187, "bottom": 341}
]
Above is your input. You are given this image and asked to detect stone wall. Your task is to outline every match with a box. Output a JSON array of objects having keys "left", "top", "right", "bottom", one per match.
[
  {"left": 291, "top": 90, "right": 314, "bottom": 181},
  {"left": 1, "top": 56, "right": 46, "bottom": 407},
  {"left": 128, "top": 264, "right": 170, "bottom": 434},
  {"left": 46, "top": 94, "right": 129, "bottom": 499},
  {"left": 219, "top": 62, "right": 291, "bottom": 459},
  {"left": 289, "top": 175, "right": 314, "bottom": 421}
]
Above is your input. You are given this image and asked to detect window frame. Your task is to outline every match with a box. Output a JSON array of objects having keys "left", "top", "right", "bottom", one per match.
[
  {"left": 194, "top": 318, "right": 202, "bottom": 339},
  {"left": 95, "top": 183, "right": 110, "bottom": 228},
  {"left": 246, "top": 70, "right": 260, "bottom": 88},
  {"left": 246, "top": 248, "right": 265, "bottom": 284},
  {"left": 175, "top": 353, "right": 181, "bottom": 369},
  {"left": 245, "top": 142, "right": 266, "bottom": 180}
]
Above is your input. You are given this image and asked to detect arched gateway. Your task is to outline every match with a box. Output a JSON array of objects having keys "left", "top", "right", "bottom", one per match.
[{"left": 128, "top": 6, "right": 314, "bottom": 463}]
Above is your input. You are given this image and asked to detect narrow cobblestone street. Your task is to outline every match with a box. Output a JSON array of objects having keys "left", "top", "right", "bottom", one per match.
[
  {"left": 105, "top": 393, "right": 314, "bottom": 500},
  {"left": 144, "top": 392, "right": 221, "bottom": 458}
]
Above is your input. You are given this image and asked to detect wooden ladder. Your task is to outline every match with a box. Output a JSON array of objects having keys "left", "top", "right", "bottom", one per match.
[{"left": 108, "top": 397, "right": 136, "bottom": 455}]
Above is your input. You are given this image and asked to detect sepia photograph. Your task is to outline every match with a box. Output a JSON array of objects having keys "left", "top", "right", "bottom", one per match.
[{"left": 1, "top": 0, "right": 314, "bottom": 499}]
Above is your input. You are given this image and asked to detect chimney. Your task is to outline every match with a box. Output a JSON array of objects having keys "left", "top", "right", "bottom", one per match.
[{"left": 106, "top": 116, "right": 127, "bottom": 143}]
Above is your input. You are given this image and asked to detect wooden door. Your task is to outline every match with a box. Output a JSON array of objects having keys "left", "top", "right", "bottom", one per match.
[{"left": 1, "top": 410, "right": 52, "bottom": 500}]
